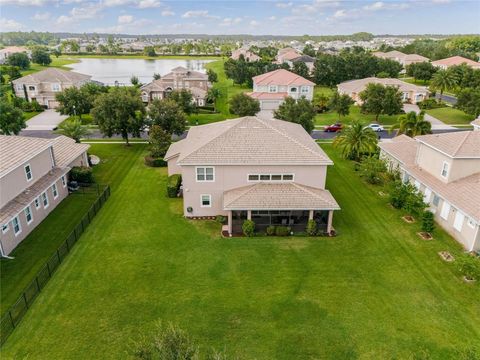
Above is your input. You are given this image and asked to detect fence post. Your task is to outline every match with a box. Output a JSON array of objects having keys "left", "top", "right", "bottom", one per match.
[
  {"left": 23, "top": 293, "right": 28, "bottom": 309},
  {"left": 35, "top": 277, "right": 40, "bottom": 292},
  {"left": 46, "top": 262, "right": 51, "bottom": 277},
  {"left": 57, "top": 249, "right": 61, "bottom": 263},
  {"left": 9, "top": 311, "right": 15, "bottom": 328}
]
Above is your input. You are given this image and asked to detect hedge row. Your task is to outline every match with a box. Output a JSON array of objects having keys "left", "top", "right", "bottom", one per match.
[
  {"left": 144, "top": 156, "right": 167, "bottom": 167},
  {"left": 167, "top": 174, "right": 182, "bottom": 198}
]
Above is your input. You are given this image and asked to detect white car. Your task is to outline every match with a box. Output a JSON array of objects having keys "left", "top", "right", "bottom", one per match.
[{"left": 366, "top": 124, "right": 385, "bottom": 132}]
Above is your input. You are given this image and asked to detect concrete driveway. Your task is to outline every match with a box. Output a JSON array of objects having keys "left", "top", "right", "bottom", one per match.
[
  {"left": 25, "top": 110, "right": 68, "bottom": 131},
  {"left": 403, "top": 104, "right": 455, "bottom": 130}
]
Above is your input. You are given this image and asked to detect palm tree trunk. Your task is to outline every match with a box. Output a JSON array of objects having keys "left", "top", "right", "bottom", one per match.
[{"left": 375, "top": 113, "right": 380, "bottom": 122}]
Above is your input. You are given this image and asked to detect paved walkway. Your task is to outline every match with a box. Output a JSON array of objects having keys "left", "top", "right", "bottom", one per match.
[
  {"left": 403, "top": 104, "right": 455, "bottom": 130},
  {"left": 25, "top": 110, "right": 68, "bottom": 131}
]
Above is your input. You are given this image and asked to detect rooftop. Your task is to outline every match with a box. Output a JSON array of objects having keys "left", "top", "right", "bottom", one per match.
[
  {"left": 12, "top": 68, "right": 91, "bottom": 84},
  {"left": 338, "top": 77, "right": 428, "bottom": 94},
  {"left": 253, "top": 69, "right": 315, "bottom": 86},
  {"left": 416, "top": 131, "right": 480, "bottom": 158},
  {"left": 431, "top": 56, "right": 480, "bottom": 67}
]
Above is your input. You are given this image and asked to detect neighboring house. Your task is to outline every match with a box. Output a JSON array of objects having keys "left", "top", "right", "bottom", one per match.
[
  {"left": 230, "top": 48, "right": 261, "bottom": 62},
  {"left": 379, "top": 132, "right": 480, "bottom": 252},
  {"left": 276, "top": 47, "right": 302, "bottom": 64},
  {"left": 472, "top": 117, "right": 480, "bottom": 131},
  {"left": 0, "top": 46, "right": 31, "bottom": 64},
  {"left": 286, "top": 55, "right": 315, "bottom": 74},
  {"left": 12, "top": 68, "right": 92, "bottom": 109},
  {"left": 431, "top": 56, "right": 480, "bottom": 70},
  {"left": 373, "top": 50, "right": 429, "bottom": 67},
  {"left": 0, "top": 135, "right": 90, "bottom": 256},
  {"left": 246, "top": 69, "right": 315, "bottom": 110},
  {"left": 337, "top": 77, "right": 429, "bottom": 104},
  {"left": 164, "top": 116, "right": 340, "bottom": 236},
  {"left": 140, "top": 66, "right": 210, "bottom": 106}
]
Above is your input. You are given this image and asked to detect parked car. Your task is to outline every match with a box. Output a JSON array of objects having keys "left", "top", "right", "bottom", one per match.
[
  {"left": 365, "top": 124, "right": 385, "bottom": 132},
  {"left": 324, "top": 123, "right": 343, "bottom": 132}
]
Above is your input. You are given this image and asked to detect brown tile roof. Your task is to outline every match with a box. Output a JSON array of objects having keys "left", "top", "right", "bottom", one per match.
[
  {"left": 252, "top": 69, "right": 315, "bottom": 86},
  {"left": 12, "top": 68, "right": 91, "bottom": 85},
  {"left": 416, "top": 131, "right": 480, "bottom": 158},
  {"left": 0, "top": 167, "right": 69, "bottom": 224},
  {"left": 338, "top": 77, "right": 428, "bottom": 94},
  {"left": 379, "top": 135, "right": 417, "bottom": 165},
  {"left": 175, "top": 116, "right": 332, "bottom": 166},
  {"left": 223, "top": 182, "right": 340, "bottom": 210},
  {"left": 431, "top": 56, "right": 480, "bottom": 67},
  {"left": 52, "top": 136, "right": 90, "bottom": 168}
]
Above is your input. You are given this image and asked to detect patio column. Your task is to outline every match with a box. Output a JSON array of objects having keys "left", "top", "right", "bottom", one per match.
[
  {"left": 308, "top": 210, "right": 314, "bottom": 220},
  {"left": 327, "top": 210, "right": 334, "bottom": 234},
  {"left": 247, "top": 210, "right": 252, "bottom": 220},
  {"left": 228, "top": 211, "right": 232, "bottom": 235}
]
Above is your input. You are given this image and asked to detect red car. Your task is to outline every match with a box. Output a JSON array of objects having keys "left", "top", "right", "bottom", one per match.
[{"left": 324, "top": 123, "right": 343, "bottom": 132}]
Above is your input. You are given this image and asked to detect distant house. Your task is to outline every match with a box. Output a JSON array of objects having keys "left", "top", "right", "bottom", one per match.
[
  {"left": 230, "top": 48, "right": 261, "bottom": 62},
  {"left": 379, "top": 132, "right": 480, "bottom": 252},
  {"left": 246, "top": 69, "right": 315, "bottom": 110},
  {"left": 0, "top": 135, "right": 90, "bottom": 256},
  {"left": 275, "top": 47, "right": 302, "bottom": 64},
  {"left": 337, "top": 77, "right": 429, "bottom": 104},
  {"left": 372, "top": 50, "right": 429, "bottom": 67},
  {"left": 431, "top": 56, "right": 480, "bottom": 70},
  {"left": 140, "top": 66, "right": 210, "bottom": 106},
  {"left": 0, "top": 46, "right": 31, "bottom": 64},
  {"left": 164, "top": 116, "right": 340, "bottom": 236},
  {"left": 12, "top": 68, "right": 92, "bottom": 109},
  {"left": 285, "top": 55, "right": 315, "bottom": 74}
]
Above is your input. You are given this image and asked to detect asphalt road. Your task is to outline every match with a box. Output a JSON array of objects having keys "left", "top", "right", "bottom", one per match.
[{"left": 436, "top": 93, "right": 457, "bottom": 105}]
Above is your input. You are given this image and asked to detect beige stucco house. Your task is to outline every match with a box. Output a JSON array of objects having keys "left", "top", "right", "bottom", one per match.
[
  {"left": 285, "top": 55, "right": 315, "bottom": 74},
  {"left": 246, "top": 69, "right": 315, "bottom": 110},
  {"left": 165, "top": 116, "right": 340, "bottom": 236},
  {"left": 230, "top": 48, "right": 261, "bottom": 62},
  {"left": 0, "top": 135, "right": 90, "bottom": 256},
  {"left": 0, "top": 46, "right": 31, "bottom": 64},
  {"left": 431, "top": 56, "right": 480, "bottom": 70},
  {"left": 337, "top": 77, "right": 429, "bottom": 104},
  {"left": 140, "top": 66, "right": 210, "bottom": 106},
  {"left": 379, "top": 132, "right": 480, "bottom": 252},
  {"left": 372, "top": 51, "right": 429, "bottom": 67},
  {"left": 12, "top": 68, "right": 92, "bottom": 109},
  {"left": 275, "top": 47, "right": 302, "bottom": 64}
]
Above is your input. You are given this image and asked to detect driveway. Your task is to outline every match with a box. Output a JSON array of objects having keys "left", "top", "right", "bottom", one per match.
[
  {"left": 403, "top": 104, "right": 455, "bottom": 130},
  {"left": 24, "top": 110, "right": 68, "bottom": 131}
]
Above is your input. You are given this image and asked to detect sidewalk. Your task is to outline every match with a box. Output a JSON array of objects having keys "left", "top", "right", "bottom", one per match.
[
  {"left": 403, "top": 104, "right": 455, "bottom": 130},
  {"left": 25, "top": 110, "right": 68, "bottom": 131}
]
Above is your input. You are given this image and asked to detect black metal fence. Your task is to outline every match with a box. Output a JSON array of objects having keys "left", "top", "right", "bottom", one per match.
[{"left": 0, "top": 185, "right": 111, "bottom": 346}]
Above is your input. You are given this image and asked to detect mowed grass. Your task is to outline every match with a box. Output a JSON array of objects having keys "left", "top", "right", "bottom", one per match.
[
  {"left": 20, "top": 57, "right": 79, "bottom": 76},
  {"left": 426, "top": 107, "right": 475, "bottom": 125},
  {"left": 316, "top": 105, "right": 400, "bottom": 126},
  {"left": 2, "top": 144, "right": 479, "bottom": 359}
]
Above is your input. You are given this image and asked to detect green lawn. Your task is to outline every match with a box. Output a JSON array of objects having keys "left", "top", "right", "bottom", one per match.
[
  {"left": 426, "top": 107, "right": 475, "bottom": 125},
  {"left": 20, "top": 57, "right": 79, "bottom": 76},
  {"left": 2, "top": 144, "right": 479, "bottom": 359},
  {"left": 316, "top": 105, "right": 400, "bottom": 126},
  {"left": 23, "top": 111, "right": 41, "bottom": 121},
  {"left": 314, "top": 85, "right": 334, "bottom": 97}
]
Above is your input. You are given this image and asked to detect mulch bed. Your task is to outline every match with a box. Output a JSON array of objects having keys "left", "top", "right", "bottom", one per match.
[
  {"left": 402, "top": 215, "right": 415, "bottom": 223},
  {"left": 438, "top": 251, "right": 455, "bottom": 262},
  {"left": 417, "top": 232, "right": 433, "bottom": 240}
]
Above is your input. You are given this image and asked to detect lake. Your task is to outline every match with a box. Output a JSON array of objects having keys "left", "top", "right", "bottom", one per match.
[{"left": 67, "top": 58, "right": 214, "bottom": 85}]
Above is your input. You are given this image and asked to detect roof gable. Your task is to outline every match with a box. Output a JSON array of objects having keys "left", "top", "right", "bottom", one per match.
[
  {"left": 252, "top": 69, "right": 315, "bottom": 86},
  {"left": 416, "top": 131, "right": 480, "bottom": 158}
]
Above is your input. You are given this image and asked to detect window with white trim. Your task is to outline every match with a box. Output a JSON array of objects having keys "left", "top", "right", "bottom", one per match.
[
  {"left": 440, "top": 201, "right": 450, "bottom": 220},
  {"left": 61, "top": 176, "right": 66, "bottom": 187},
  {"left": 16, "top": 84, "right": 23, "bottom": 91},
  {"left": 28, "top": 85, "right": 35, "bottom": 91},
  {"left": 2, "top": 223, "right": 8, "bottom": 234},
  {"left": 453, "top": 211, "right": 464, "bottom": 232},
  {"left": 268, "top": 85, "right": 277, "bottom": 93},
  {"left": 51, "top": 83, "right": 61, "bottom": 92},
  {"left": 200, "top": 194, "right": 211, "bottom": 207},
  {"left": 196, "top": 167, "right": 214, "bottom": 182},
  {"left": 432, "top": 194, "right": 440, "bottom": 207},
  {"left": 467, "top": 218, "right": 476, "bottom": 229},
  {"left": 25, "top": 206, "right": 33, "bottom": 224},
  {"left": 301, "top": 86, "right": 309, "bottom": 94},
  {"left": 34, "top": 197, "right": 40, "bottom": 209},
  {"left": 441, "top": 162, "right": 449, "bottom": 178},
  {"left": 248, "top": 174, "right": 294, "bottom": 182},
  {"left": 289, "top": 87, "right": 297, "bottom": 93},
  {"left": 423, "top": 188, "right": 432, "bottom": 203},
  {"left": 52, "top": 183, "right": 58, "bottom": 199},
  {"left": 42, "top": 192, "right": 49, "bottom": 208},
  {"left": 24, "top": 164, "right": 32, "bottom": 181},
  {"left": 12, "top": 216, "right": 21, "bottom": 236}
]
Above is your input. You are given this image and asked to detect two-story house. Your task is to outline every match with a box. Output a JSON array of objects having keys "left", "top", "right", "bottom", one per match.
[
  {"left": 12, "top": 68, "right": 92, "bottom": 109},
  {"left": 431, "top": 56, "right": 480, "bottom": 70},
  {"left": 275, "top": 47, "right": 302, "bottom": 64},
  {"left": 337, "top": 77, "right": 429, "bottom": 105},
  {"left": 0, "top": 135, "right": 90, "bottom": 256},
  {"left": 140, "top": 66, "right": 210, "bottom": 106},
  {"left": 246, "top": 69, "right": 315, "bottom": 110},
  {"left": 0, "top": 46, "right": 31, "bottom": 64},
  {"left": 164, "top": 116, "right": 340, "bottom": 236},
  {"left": 230, "top": 48, "right": 261, "bottom": 62},
  {"left": 372, "top": 51, "right": 429, "bottom": 67},
  {"left": 379, "top": 132, "right": 480, "bottom": 252}
]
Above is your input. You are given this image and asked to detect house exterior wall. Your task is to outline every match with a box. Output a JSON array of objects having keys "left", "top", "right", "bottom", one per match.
[
  {"left": 415, "top": 144, "right": 452, "bottom": 182},
  {"left": 167, "top": 156, "right": 182, "bottom": 175},
  {"left": 0, "top": 148, "right": 54, "bottom": 208},
  {"left": 252, "top": 83, "right": 314, "bottom": 100},
  {"left": 0, "top": 176, "right": 68, "bottom": 255},
  {"left": 449, "top": 158, "right": 480, "bottom": 182},
  {"left": 181, "top": 164, "right": 328, "bottom": 217},
  {"left": 68, "top": 152, "right": 89, "bottom": 168}
]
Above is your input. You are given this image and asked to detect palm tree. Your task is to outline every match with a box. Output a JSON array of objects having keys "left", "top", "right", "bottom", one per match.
[
  {"left": 57, "top": 119, "right": 89, "bottom": 143},
  {"left": 207, "top": 87, "right": 221, "bottom": 112},
  {"left": 390, "top": 111, "right": 432, "bottom": 137},
  {"left": 430, "top": 70, "right": 457, "bottom": 103},
  {"left": 333, "top": 120, "right": 378, "bottom": 161}
]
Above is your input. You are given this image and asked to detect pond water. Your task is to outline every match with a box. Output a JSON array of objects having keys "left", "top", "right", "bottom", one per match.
[{"left": 67, "top": 58, "right": 214, "bottom": 85}]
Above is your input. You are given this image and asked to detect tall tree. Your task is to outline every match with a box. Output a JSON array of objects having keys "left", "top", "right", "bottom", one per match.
[
  {"left": 391, "top": 111, "right": 432, "bottom": 137},
  {"left": 55, "top": 86, "right": 91, "bottom": 119},
  {"left": 430, "top": 69, "right": 458, "bottom": 103},
  {"left": 229, "top": 93, "right": 260, "bottom": 116},
  {"left": 273, "top": 97, "right": 316, "bottom": 133},
  {"left": 292, "top": 61, "right": 310, "bottom": 79},
  {"left": 0, "top": 99, "right": 26, "bottom": 135},
  {"left": 302, "top": 44, "right": 316, "bottom": 57},
  {"left": 31, "top": 47, "right": 51, "bottom": 65},
  {"left": 206, "top": 69, "right": 218, "bottom": 83},
  {"left": 57, "top": 118, "right": 89, "bottom": 143},
  {"left": 130, "top": 75, "right": 140, "bottom": 87},
  {"left": 147, "top": 98, "right": 187, "bottom": 136},
  {"left": 148, "top": 125, "right": 171, "bottom": 158},
  {"left": 153, "top": 73, "right": 161, "bottom": 80},
  {"left": 206, "top": 87, "right": 221, "bottom": 112},
  {"left": 91, "top": 87, "right": 145, "bottom": 145},
  {"left": 333, "top": 120, "right": 378, "bottom": 160},
  {"left": 6, "top": 52, "right": 30, "bottom": 70},
  {"left": 144, "top": 46, "right": 156, "bottom": 57},
  {"left": 359, "top": 83, "right": 403, "bottom": 122},
  {"left": 456, "top": 88, "right": 480, "bottom": 117},
  {"left": 328, "top": 92, "right": 354, "bottom": 119},
  {"left": 406, "top": 61, "right": 437, "bottom": 84},
  {"left": 168, "top": 89, "right": 195, "bottom": 115}
]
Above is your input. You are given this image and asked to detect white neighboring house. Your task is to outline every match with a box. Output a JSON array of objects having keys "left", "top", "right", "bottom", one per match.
[
  {"left": 12, "top": 68, "right": 92, "bottom": 108},
  {"left": 246, "top": 69, "right": 315, "bottom": 110},
  {"left": 379, "top": 132, "right": 480, "bottom": 252},
  {"left": 0, "top": 46, "right": 31, "bottom": 64}
]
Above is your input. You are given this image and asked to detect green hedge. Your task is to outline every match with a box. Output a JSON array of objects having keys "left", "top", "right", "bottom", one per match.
[
  {"left": 275, "top": 226, "right": 291, "bottom": 236},
  {"left": 70, "top": 166, "right": 94, "bottom": 184},
  {"left": 167, "top": 174, "right": 182, "bottom": 198},
  {"left": 144, "top": 156, "right": 167, "bottom": 167}
]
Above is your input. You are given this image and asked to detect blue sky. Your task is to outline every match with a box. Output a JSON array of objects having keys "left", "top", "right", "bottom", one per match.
[{"left": 1, "top": 0, "right": 479, "bottom": 35}]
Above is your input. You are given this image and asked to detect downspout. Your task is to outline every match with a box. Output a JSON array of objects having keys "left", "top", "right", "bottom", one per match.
[{"left": 23, "top": 84, "right": 29, "bottom": 102}]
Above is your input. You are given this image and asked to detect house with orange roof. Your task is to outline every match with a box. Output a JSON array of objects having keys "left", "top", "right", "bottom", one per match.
[
  {"left": 379, "top": 131, "right": 480, "bottom": 252},
  {"left": 431, "top": 56, "right": 480, "bottom": 70},
  {"left": 372, "top": 50, "right": 429, "bottom": 67},
  {"left": 246, "top": 69, "right": 315, "bottom": 110},
  {"left": 275, "top": 47, "right": 302, "bottom": 64},
  {"left": 0, "top": 46, "right": 31, "bottom": 64}
]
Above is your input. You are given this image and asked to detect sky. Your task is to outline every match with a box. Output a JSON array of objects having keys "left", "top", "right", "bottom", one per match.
[{"left": 0, "top": 0, "right": 479, "bottom": 36}]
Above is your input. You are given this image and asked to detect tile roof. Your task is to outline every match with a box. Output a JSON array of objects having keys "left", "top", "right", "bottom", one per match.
[
  {"left": 379, "top": 135, "right": 417, "bottom": 165},
  {"left": 416, "top": 131, "right": 480, "bottom": 158},
  {"left": 280, "top": 51, "right": 303, "bottom": 61},
  {"left": 337, "top": 77, "right": 428, "bottom": 94},
  {"left": 291, "top": 55, "right": 315, "bottom": 63},
  {"left": 52, "top": 136, "right": 90, "bottom": 168},
  {"left": 431, "top": 56, "right": 480, "bottom": 67},
  {"left": 223, "top": 182, "right": 340, "bottom": 210},
  {"left": 175, "top": 116, "right": 332, "bottom": 165},
  {"left": 252, "top": 69, "right": 315, "bottom": 86},
  {"left": 246, "top": 92, "right": 288, "bottom": 100},
  {"left": 12, "top": 68, "right": 91, "bottom": 85},
  {"left": 164, "top": 139, "right": 186, "bottom": 160}
]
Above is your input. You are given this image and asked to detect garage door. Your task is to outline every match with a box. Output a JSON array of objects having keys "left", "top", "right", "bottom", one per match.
[
  {"left": 261, "top": 100, "right": 281, "bottom": 110},
  {"left": 47, "top": 100, "right": 60, "bottom": 108}
]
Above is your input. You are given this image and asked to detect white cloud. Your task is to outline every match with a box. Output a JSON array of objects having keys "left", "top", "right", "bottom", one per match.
[
  {"left": 249, "top": 20, "right": 259, "bottom": 26},
  {"left": 161, "top": 10, "right": 174, "bottom": 16},
  {"left": 219, "top": 17, "right": 242, "bottom": 27},
  {"left": 276, "top": 2, "right": 293, "bottom": 8},
  {"left": 32, "top": 11, "right": 50, "bottom": 20},
  {"left": 181, "top": 10, "right": 218, "bottom": 19},
  {"left": 137, "top": 0, "right": 161, "bottom": 9},
  {"left": 268, "top": 16, "right": 276, "bottom": 21},
  {"left": 56, "top": 15, "right": 73, "bottom": 25},
  {"left": 0, "top": 0, "right": 48, "bottom": 6},
  {"left": 0, "top": 17, "right": 24, "bottom": 30},
  {"left": 363, "top": 1, "right": 410, "bottom": 11},
  {"left": 118, "top": 14, "right": 133, "bottom": 24}
]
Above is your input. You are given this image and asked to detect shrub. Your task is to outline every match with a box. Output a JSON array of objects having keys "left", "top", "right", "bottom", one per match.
[
  {"left": 421, "top": 211, "right": 435, "bottom": 234},
  {"left": 389, "top": 180, "right": 408, "bottom": 209},
  {"left": 359, "top": 156, "right": 387, "bottom": 185},
  {"left": 306, "top": 219, "right": 317, "bottom": 236},
  {"left": 70, "top": 166, "right": 94, "bottom": 184},
  {"left": 389, "top": 180, "right": 426, "bottom": 216},
  {"left": 457, "top": 255, "right": 480, "bottom": 281},
  {"left": 144, "top": 156, "right": 167, "bottom": 167},
  {"left": 167, "top": 174, "right": 182, "bottom": 198},
  {"left": 418, "top": 98, "right": 441, "bottom": 110},
  {"left": 266, "top": 225, "right": 276, "bottom": 236},
  {"left": 275, "top": 226, "right": 291, "bottom": 236},
  {"left": 242, "top": 220, "right": 255, "bottom": 237},
  {"left": 215, "top": 215, "right": 226, "bottom": 224}
]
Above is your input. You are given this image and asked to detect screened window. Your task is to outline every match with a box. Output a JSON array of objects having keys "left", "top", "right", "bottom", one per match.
[
  {"left": 34, "top": 197, "right": 40, "bottom": 209},
  {"left": 248, "top": 174, "right": 294, "bottom": 182},
  {"left": 248, "top": 175, "right": 259, "bottom": 181},
  {"left": 25, "top": 164, "right": 32, "bottom": 181},
  {"left": 61, "top": 176, "right": 66, "bottom": 187},
  {"left": 28, "top": 86, "right": 35, "bottom": 91},
  {"left": 25, "top": 206, "right": 33, "bottom": 224},
  {"left": 260, "top": 174, "right": 270, "bottom": 181},
  {"left": 196, "top": 167, "right": 214, "bottom": 182},
  {"left": 16, "top": 84, "right": 23, "bottom": 91},
  {"left": 52, "top": 183, "right": 58, "bottom": 199},
  {"left": 282, "top": 174, "right": 294, "bottom": 181},
  {"left": 271, "top": 175, "right": 282, "bottom": 181},
  {"left": 441, "top": 162, "right": 449, "bottom": 178},
  {"left": 269, "top": 85, "right": 277, "bottom": 93},
  {"left": 12, "top": 216, "right": 21, "bottom": 236},
  {"left": 42, "top": 192, "right": 49, "bottom": 208},
  {"left": 290, "top": 87, "right": 297, "bottom": 93},
  {"left": 301, "top": 86, "right": 309, "bottom": 94},
  {"left": 432, "top": 194, "right": 440, "bottom": 207},
  {"left": 51, "top": 83, "right": 61, "bottom": 92},
  {"left": 201, "top": 194, "right": 211, "bottom": 207}
]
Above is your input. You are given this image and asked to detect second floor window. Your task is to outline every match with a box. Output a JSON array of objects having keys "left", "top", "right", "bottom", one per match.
[
  {"left": 196, "top": 167, "right": 214, "bottom": 182},
  {"left": 441, "top": 162, "right": 449, "bottom": 178},
  {"left": 52, "top": 83, "right": 61, "bottom": 92},
  {"left": 248, "top": 174, "right": 294, "bottom": 182},
  {"left": 16, "top": 84, "right": 23, "bottom": 91},
  {"left": 24, "top": 164, "right": 32, "bottom": 181},
  {"left": 269, "top": 85, "right": 277, "bottom": 93},
  {"left": 301, "top": 86, "right": 309, "bottom": 94},
  {"left": 52, "top": 184, "right": 58, "bottom": 199},
  {"left": 28, "top": 86, "right": 35, "bottom": 91},
  {"left": 42, "top": 192, "right": 49, "bottom": 208},
  {"left": 25, "top": 206, "right": 33, "bottom": 224}
]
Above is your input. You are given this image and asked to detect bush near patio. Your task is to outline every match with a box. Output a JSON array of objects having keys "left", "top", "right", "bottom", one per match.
[
  {"left": 167, "top": 174, "right": 182, "bottom": 198},
  {"left": 70, "top": 166, "right": 94, "bottom": 184}
]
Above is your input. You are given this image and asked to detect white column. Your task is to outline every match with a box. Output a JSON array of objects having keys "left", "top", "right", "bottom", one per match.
[
  {"left": 309, "top": 210, "right": 314, "bottom": 220},
  {"left": 247, "top": 210, "right": 252, "bottom": 220},
  {"left": 228, "top": 211, "right": 232, "bottom": 235},
  {"left": 327, "top": 210, "right": 334, "bottom": 234}
]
